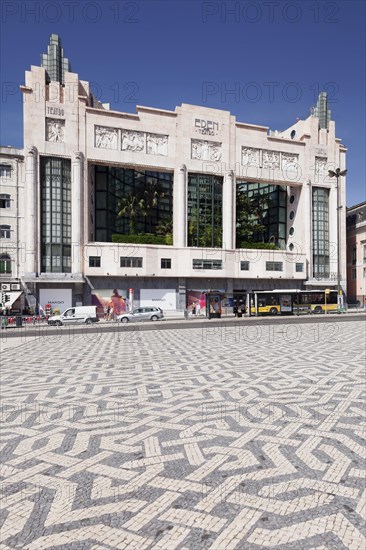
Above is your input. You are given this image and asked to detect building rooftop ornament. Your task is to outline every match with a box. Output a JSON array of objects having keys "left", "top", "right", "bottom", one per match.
[
  {"left": 41, "top": 34, "right": 70, "bottom": 85},
  {"left": 312, "top": 91, "right": 332, "bottom": 130}
]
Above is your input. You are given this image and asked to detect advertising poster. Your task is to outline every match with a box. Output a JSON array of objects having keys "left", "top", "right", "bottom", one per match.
[
  {"left": 39, "top": 289, "right": 72, "bottom": 313},
  {"left": 91, "top": 289, "right": 129, "bottom": 316},
  {"left": 187, "top": 290, "right": 207, "bottom": 314},
  {"left": 140, "top": 289, "right": 176, "bottom": 311},
  {"left": 280, "top": 294, "right": 292, "bottom": 312},
  {"left": 187, "top": 289, "right": 225, "bottom": 314}
]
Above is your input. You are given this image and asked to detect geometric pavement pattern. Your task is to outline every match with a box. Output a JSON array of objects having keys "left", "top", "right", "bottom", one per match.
[{"left": 1, "top": 320, "right": 365, "bottom": 549}]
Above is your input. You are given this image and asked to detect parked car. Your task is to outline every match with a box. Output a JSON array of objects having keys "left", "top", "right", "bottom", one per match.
[
  {"left": 116, "top": 307, "right": 164, "bottom": 323},
  {"left": 48, "top": 306, "right": 99, "bottom": 326}
]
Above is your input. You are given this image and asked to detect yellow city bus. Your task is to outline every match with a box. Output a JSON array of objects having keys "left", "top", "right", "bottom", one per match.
[{"left": 250, "top": 290, "right": 338, "bottom": 315}]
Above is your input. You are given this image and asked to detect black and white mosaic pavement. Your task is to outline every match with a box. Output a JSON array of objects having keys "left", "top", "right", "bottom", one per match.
[{"left": 1, "top": 320, "right": 365, "bottom": 549}]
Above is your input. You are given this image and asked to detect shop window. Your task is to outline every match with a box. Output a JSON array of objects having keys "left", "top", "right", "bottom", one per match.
[
  {"left": 161, "top": 258, "right": 171, "bottom": 269},
  {"left": 89, "top": 256, "right": 101, "bottom": 267}
]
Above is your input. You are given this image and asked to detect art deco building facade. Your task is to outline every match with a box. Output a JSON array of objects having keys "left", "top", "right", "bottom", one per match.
[{"left": 11, "top": 35, "right": 347, "bottom": 311}]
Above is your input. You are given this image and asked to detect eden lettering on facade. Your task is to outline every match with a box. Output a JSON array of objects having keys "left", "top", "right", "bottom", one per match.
[{"left": 195, "top": 118, "right": 219, "bottom": 136}]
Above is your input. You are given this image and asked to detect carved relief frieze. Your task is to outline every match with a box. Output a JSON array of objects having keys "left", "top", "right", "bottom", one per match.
[
  {"left": 281, "top": 153, "right": 299, "bottom": 172},
  {"left": 146, "top": 133, "right": 168, "bottom": 156},
  {"left": 191, "top": 139, "right": 222, "bottom": 161},
  {"left": 121, "top": 130, "right": 145, "bottom": 152},
  {"left": 241, "top": 147, "right": 260, "bottom": 167},
  {"left": 262, "top": 150, "right": 280, "bottom": 170},
  {"left": 46, "top": 118, "right": 65, "bottom": 143},
  {"left": 315, "top": 156, "right": 328, "bottom": 174},
  {"left": 95, "top": 126, "right": 118, "bottom": 150}
]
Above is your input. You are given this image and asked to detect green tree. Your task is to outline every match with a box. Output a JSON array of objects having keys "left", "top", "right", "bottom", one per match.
[
  {"left": 140, "top": 181, "right": 165, "bottom": 233},
  {"left": 156, "top": 217, "right": 173, "bottom": 236},
  {"left": 236, "top": 192, "right": 266, "bottom": 247},
  {"left": 250, "top": 194, "right": 271, "bottom": 242},
  {"left": 117, "top": 193, "right": 144, "bottom": 235}
]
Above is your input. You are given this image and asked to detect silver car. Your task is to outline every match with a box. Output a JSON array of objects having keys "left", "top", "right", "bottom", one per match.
[{"left": 116, "top": 307, "right": 164, "bottom": 323}]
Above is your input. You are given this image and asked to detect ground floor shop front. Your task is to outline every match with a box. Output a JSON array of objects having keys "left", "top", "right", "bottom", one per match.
[{"left": 22, "top": 276, "right": 341, "bottom": 317}]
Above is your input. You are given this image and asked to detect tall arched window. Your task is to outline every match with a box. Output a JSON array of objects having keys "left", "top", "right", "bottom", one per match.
[{"left": 0, "top": 254, "right": 11, "bottom": 274}]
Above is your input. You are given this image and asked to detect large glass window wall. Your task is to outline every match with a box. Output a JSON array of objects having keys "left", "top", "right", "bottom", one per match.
[
  {"left": 187, "top": 174, "right": 223, "bottom": 248},
  {"left": 41, "top": 157, "right": 71, "bottom": 272},
  {"left": 312, "top": 187, "right": 330, "bottom": 278},
  {"left": 236, "top": 182, "right": 287, "bottom": 249},
  {"left": 95, "top": 166, "right": 173, "bottom": 242}
]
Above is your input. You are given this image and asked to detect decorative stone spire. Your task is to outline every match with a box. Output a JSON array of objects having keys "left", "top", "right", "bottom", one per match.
[
  {"left": 312, "top": 92, "right": 331, "bottom": 130},
  {"left": 41, "top": 34, "right": 70, "bottom": 85}
]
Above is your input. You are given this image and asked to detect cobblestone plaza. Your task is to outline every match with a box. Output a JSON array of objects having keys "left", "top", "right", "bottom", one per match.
[{"left": 1, "top": 319, "right": 365, "bottom": 549}]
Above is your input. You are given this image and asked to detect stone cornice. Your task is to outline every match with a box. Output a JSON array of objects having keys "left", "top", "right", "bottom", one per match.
[
  {"left": 267, "top": 136, "right": 305, "bottom": 146},
  {"left": 85, "top": 107, "right": 140, "bottom": 120},
  {"left": 87, "top": 158, "right": 175, "bottom": 172},
  {"left": 136, "top": 105, "right": 177, "bottom": 117},
  {"left": 20, "top": 85, "right": 32, "bottom": 93},
  {"left": 236, "top": 122, "right": 268, "bottom": 132}
]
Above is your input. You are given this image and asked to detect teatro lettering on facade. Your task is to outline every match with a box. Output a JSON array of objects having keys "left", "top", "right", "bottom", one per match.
[
  {"left": 195, "top": 118, "right": 219, "bottom": 135},
  {"left": 46, "top": 106, "right": 65, "bottom": 117}
]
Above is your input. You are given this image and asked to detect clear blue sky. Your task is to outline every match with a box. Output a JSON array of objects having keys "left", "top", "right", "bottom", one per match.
[{"left": 1, "top": 0, "right": 365, "bottom": 206}]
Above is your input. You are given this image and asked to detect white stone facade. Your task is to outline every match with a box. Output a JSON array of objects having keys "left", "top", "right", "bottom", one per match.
[
  {"left": 0, "top": 147, "right": 24, "bottom": 280},
  {"left": 16, "top": 61, "right": 347, "bottom": 309}
]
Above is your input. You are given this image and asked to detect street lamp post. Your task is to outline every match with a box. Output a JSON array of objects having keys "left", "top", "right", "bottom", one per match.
[{"left": 328, "top": 168, "right": 347, "bottom": 312}]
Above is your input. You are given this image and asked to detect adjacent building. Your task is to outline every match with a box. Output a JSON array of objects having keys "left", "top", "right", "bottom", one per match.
[
  {"left": 346, "top": 202, "right": 366, "bottom": 306},
  {"left": 0, "top": 147, "right": 24, "bottom": 311},
  {"left": 2, "top": 35, "right": 348, "bottom": 313}
]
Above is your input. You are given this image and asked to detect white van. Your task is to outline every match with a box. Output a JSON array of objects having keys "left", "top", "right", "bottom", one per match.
[{"left": 48, "top": 306, "right": 99, "bottom": 326}]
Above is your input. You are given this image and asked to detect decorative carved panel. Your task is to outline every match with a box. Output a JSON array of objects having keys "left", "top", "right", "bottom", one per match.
[
  {"left": 191, "top": 139, "right": 222, "bottom": 161},
  {"left": 121, "top": 130, "right": 145, "bottom": 152},
  {"left": 146, "top": 133, "right": 168, "bottom": 156},
  {"left": 262, "top": 150, "right": 280, "bottom": 170},
  {"left": 241, "top": 147, "right": 260, "bottom": 166},
  {"left": 95, "top": 126, "right": 118, "bottom": 150},
  {"left": 46, "top": 118, "right": 65, "bottom": 143},
  {"left": 281, "top": 153, "right": 299, "bottom": 172},
  {"left": 315, "top": 156, "right": 328, "bottom": 174}
]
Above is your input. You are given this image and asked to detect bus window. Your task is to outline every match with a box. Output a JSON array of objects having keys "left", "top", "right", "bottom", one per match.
[{"left": 266, "top": 295, "right": 279, "bottom": 306}]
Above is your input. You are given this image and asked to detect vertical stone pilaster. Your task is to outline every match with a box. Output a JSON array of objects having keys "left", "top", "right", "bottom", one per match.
[
  {"left": 305, "top": 180, "right": 312, "bottom": 279},
  {"left": 174, "top": 164, "right": 187, "bottom": 248},
  {"left": 223, "top": 170, "right": 234, "bottom": 250},
  {"left": 25, "top": 146, "right": 38, "bottom": 275},
  {"left": 72, "top": 151, "right": 83, "bottom": 274}
]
